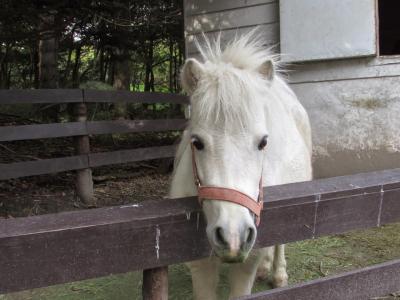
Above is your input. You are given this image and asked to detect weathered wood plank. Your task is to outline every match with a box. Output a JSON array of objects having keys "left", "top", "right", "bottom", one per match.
[
  {"left": 0, "top": 122, "right": 86, "bottom": 142},
  {"left": 185, "top": 2, "right": 278, "bottom": 35},
  {"left": 0, "top": 119, "right": 186, "bottom": 142},
  {"left": 186, "top": 23, "right": 279, "bottom": 56},
  {"left": 84, "top": 89, "right": 189, "bottom": 104},
  {"left": 0, "top": 89, "right": 189, "bottom": 105},
  {"left": 1, "top": 168, "right": 400, "bottom": 293},
  {"left": 87, "top": 119, "right": 187, "bottom": 135},
  {"left": 184, "top": 0, "right": 276, "bottom": 16},
  {"left": 288, "top": 56, "right": 400, "bottom": 84},
  {"left": 0, "top": 146, "right": 177, "bottom": 180},
  {"left": 142, "top": 267, "right": 168, "bottom": 300},
  {"left": 0, "top": 89, "right": 83, "bottom": 104},
  {"left": 239, "top": 259, "right": 400, "bottom": 300},
  {"left": 0, "top": 155, "right": 88, "bottom": 180},
  {"left": 88, "top": 146, "right": 177, "bottom": 167}
]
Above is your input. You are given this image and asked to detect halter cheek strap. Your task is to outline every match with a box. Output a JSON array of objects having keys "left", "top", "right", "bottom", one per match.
[{"left": 191, "top": 143, "right": 264, "bottom": 226}]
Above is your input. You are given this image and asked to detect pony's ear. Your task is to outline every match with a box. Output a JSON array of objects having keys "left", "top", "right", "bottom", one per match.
[
  {"left": 257, "top": 60, "right": 274, "bottom": 81},
  {"left": 180, "top": 58, "right": 204, "bottom": 94}
]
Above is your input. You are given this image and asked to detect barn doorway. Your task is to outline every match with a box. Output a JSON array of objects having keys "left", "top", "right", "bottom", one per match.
[{"left": 378, "top": 0, "right": 400, "bottom": 55}]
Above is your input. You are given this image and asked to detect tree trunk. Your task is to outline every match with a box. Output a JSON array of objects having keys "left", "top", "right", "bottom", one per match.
[
  {"left": 33, "top": 47, "right": 39, "bottom": 89},
  {"left": 99, "top": 48, "right": 105, "bottom": 82},
  {"left": 107, "top": 51, "right": 115, "bottom": 86},
  {"left": 38, "top": 11, "right": 59, "bottom": 121},
  {"left": 61, "top": 47, "right": 73, "bottom": 87},
  {"left": 0, "top": 43, "right": 10, "bottom": 89},
  {"left": 144, "top": 39, "right": 153, "bottom": 92},
  {"left": 113, "top": 48, "right": 131, "bottom": 119},
  {"left": 169, "top": 39, "right": 173, "bottom": 92},
  {"left": 38, "top": 12, "right": 58, "bottom": 88},
  {"left": 72, "top": 46, "right": 81, "bottom": 88}
]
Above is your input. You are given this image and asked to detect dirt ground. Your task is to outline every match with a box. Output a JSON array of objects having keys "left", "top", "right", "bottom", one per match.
[
  {"left": 0, "top": 132, "right": 176, "bottom": 218},
  {"left": 0, "top": 165, "right": 170, "bottom": 218}
]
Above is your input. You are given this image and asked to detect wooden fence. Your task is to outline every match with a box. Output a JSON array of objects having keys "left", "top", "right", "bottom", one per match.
[
  {"left": 1, "top": 90, "right": 400, "bottom": 299},
  {"left": 0, "top": 89, "right": 189, "bottom": 204}
]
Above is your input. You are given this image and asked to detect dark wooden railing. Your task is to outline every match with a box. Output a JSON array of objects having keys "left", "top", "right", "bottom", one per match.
[
  {"left": 240, "top": 258, "right": 400, "bottom": 300},
  {"left": 1, "top": 167, "right": 400, "bottom": 298},
  {"left": 0, "top": 89, "right": 189, "bottom": 204},
  {"left": 1, "top": 90, "right": 400, "bottom": 299}
]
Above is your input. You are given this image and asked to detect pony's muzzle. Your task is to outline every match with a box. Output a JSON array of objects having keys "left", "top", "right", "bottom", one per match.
[{"left": 212, "top": 224, "right": 256, "bottom": 263}]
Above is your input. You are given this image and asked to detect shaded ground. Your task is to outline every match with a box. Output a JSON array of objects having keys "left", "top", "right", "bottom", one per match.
[{"left": 0, "top": 165, "right": 170, "bottom": 218}]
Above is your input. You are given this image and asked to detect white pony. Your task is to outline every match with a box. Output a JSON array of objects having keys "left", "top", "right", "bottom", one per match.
[{"left": 169, "top": 30, "right": 312, "bottom": 299}]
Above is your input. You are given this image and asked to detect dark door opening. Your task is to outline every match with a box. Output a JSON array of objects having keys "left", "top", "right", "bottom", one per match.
[{"left": 378, "top": 0, "right": 400, "bottom": 55}]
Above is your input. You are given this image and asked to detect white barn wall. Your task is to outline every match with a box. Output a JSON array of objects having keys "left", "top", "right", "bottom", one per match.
[
  {"left": 184, "top": 0, "right": 400, "bottom": 178},
  {"left": 288, "top": 56, "right": 400, "bottom": 84},
  {"left": 292, "top": 76, "right": 400, "bottom": 178}
]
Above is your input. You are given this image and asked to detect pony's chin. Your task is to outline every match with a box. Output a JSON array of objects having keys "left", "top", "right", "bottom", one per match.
[{"left": 215, "top": 250, "right": 249, "bottom": 264}]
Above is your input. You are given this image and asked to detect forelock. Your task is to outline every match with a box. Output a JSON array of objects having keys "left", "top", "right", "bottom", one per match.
[{"left": 189, "top": 28, "right": 279, "bottom": 132}]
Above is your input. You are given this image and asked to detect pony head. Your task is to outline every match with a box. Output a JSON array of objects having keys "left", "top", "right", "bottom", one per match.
[{"left": 181, "top": 30, "right": 277, "bottom": 262}]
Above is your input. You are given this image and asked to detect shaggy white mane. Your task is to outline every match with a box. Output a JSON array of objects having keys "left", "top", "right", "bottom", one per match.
[
  {"left": 196, "top": 29, "right": 279, "bottom": 73},
  {"left": 189, "top": 29, "right": 283, "bottom": 132}
]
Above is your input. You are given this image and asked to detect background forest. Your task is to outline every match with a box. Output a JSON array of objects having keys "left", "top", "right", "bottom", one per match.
[
  {"left": 0, "top": 0, "right": 186, "bottom": 217},
  {"left": 0, "top": 0, "right": 184, "bottom": 121}
]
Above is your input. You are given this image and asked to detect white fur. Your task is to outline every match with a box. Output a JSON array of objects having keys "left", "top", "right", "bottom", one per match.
[{"left": 169, "top": 29, "right": 312, "bottom": 299}]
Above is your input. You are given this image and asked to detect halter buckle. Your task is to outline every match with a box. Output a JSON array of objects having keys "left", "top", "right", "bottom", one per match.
[{"left": 194, "top": 178, "right": 201, "bottom": 187}]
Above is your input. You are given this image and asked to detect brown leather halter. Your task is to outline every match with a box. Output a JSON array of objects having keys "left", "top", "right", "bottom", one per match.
[{"left": 190, "top": 143, "right": 264, "bottom": 226}]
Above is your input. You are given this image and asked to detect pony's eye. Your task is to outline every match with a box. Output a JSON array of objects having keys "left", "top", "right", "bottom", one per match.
[
  {"left": 258, "top": 135, "right": 268, "bottom": 150},
  {"left": 191, "top": 136, "right": 204, "bottom": 150}
]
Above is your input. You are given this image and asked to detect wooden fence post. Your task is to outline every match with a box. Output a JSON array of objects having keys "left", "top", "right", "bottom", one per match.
[
  {"left": 142, "top": 267, "right": 168, "bottom": 300},
  {"left": 74, "top": 101, "right": 95, "bottom": 206}
]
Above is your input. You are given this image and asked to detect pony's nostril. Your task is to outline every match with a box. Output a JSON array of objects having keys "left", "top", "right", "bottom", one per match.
[
  {"left": 246, "top": 227, "right": 255, "bottom": 245},
  {"left": 215, "top": 227, "right": 228, "bottom": 246}
]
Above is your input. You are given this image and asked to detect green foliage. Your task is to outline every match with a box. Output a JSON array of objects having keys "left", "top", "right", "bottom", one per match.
[
  {"left": 0, "top": 0, "right": 184, "bottom": 91},
  {"left": 0, "top": 0, "right": 185, "bottom": 121},
  {"left": 79, "top": 81, "right": 115, "bottom": 91}
]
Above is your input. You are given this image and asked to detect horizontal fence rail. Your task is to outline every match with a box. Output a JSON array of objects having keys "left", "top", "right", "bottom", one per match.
[
  {"left": 0, "top": 89, "right": 190, "bottom": 104},
  {"left": 0, "top": 145, "right": 177, "bottom": 180},
  {"left": 240, "top": 258, "right": 400, "bottom": 300},
  {"left": 0, "top": 89, "right": 189, "bottom": 181},
  {"left": 0, "top": 89, "right": 83, "bottom": 104},
  {"left": 84, "top": 89, "right": 189, "bottom": 104},
  {"left": 0, "top": 119, "right": 187, "bottom": 142},
  {"left": 1, "top": 168, "right": 400, "bottom": 293}
]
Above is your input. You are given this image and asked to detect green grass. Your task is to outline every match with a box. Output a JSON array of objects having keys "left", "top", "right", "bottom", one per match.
[{"left": 3, "top": 223, "right": 400, "bottom": 300}]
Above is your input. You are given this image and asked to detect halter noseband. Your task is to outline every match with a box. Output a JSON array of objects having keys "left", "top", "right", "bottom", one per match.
[{"left": 190, "top": 143, "right": 264, "bottom": 226}]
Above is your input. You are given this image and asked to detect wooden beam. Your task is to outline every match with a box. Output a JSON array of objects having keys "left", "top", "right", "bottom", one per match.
[
  {"left": 87, "top": 119, "right": 187, "bottom": 135},
  {"left": 84, "top": 89, "right": 189, "bottom": 104},
  {"left": 73, "top": 102, "right": 94, "bottom": 205},
  {"left": 142, "top": 267, "right": 168, "bottom": 300},
  {"left": 0, "top": 119, "right": 186, "bottom": 142},
  {"left": 88, "top": 146, "right": 177, "bottom": 167},
  {"left": 0, "top": 155, "right": 88, "bottom": 180},
  {"left": 239, "top": 259, "right": 400, "bottom": 300},
  {"left": 0, "top": 122, "right": 86, "bottom": 142},
  {"left": 0, "top": 89, "right": 189, "bottom": 104},
  {"left": 0, "top": 89, "right": 83, "bottom": 104},
  {"left": 0, "top": 146, "right": 177, "bottom": 180},
  {"left": 0, "top": 168, "right": 400, "bottom": 293}
]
